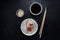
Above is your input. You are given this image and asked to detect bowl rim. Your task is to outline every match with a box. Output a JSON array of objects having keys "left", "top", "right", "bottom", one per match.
[{"left": 29, "top": 2, "right": 43, "bottom": 16}]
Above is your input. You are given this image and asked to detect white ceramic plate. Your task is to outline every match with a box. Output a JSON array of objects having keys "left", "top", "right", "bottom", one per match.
[{"left": 20, "top": 18, "right": 38, "bottom": 36}]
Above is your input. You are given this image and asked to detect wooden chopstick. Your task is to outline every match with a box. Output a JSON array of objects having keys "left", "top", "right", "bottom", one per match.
[{"left": 39, "top": 7, "right": 47, "bottom": 38}]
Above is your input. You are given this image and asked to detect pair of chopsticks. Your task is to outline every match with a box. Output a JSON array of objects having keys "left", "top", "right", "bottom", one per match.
[{"left": 39, "top": 7, "right": 47, "bottom": 38}]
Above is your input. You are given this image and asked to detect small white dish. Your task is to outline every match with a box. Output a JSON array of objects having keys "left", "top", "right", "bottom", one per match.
[{"left": 16, "top": 9, "right": 24, "bottom": 17}]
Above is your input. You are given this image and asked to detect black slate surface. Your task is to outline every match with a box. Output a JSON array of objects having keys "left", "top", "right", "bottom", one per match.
[{"left": 1, "top": 0, "right": 60, "bottom": 40}]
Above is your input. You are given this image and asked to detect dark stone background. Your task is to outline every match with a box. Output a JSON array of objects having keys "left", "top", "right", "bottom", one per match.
[{"left": 1, "top": 0, "right": 60, "bottom": 40}]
